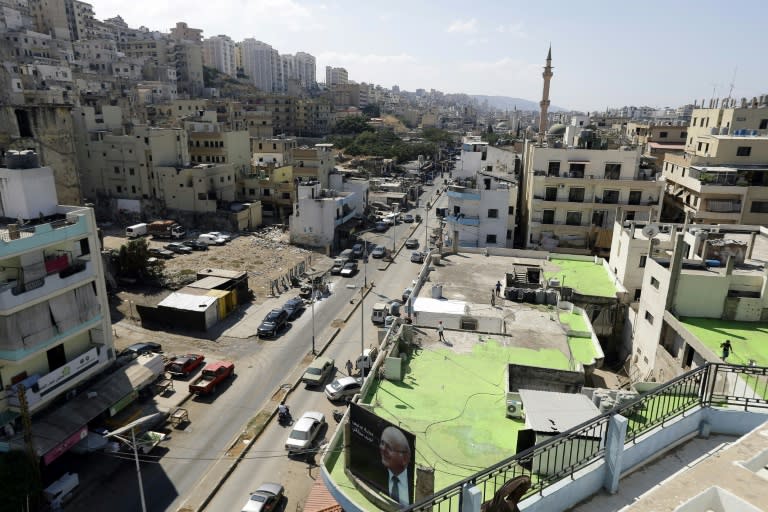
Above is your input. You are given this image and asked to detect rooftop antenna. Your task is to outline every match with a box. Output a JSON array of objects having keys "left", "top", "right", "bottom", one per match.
[{"left": 726, "top": 67, "right": 737, "bottom": 102}]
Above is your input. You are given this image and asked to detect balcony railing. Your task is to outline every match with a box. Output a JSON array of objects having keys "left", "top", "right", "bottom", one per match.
[
  {"left": 404, "top": 363, "right": 768, "bottom": 512},
  {"left": 0, "top": 259, "right": 93, "bottom": 310},
  {"left": 533, "top": 170, "right": 657, "bottom": 181}
]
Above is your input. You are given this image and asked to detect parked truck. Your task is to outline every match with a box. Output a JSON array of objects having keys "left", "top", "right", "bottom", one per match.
[
  {"left": 148, "top": 220, "right": 186, "bottom": 240},
  {"left": 188, "top": 360, "right": 235, "bottom": 395}
]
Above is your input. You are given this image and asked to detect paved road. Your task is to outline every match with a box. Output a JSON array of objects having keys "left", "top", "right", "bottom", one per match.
[{"left": 202, "top": 183, "right": 449, "bottom": 511}]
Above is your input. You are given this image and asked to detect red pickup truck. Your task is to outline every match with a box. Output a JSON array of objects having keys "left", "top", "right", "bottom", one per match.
[
  {"left": 165, "top": 354, "right": 205, "bottom": 378},
  {"left": 188, "top": 361, "right": 235, "bottom": 395}
]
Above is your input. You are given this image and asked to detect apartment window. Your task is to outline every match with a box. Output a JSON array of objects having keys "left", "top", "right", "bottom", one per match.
[
  {"left": 131, "top": 185, "right": 136, "bottom": 193},
  {"left": 565, "top": 211, "right": 582, "bottom": 226},
  {"left": 198, "top": 193, "right": 206, "bottom": 200},
  {"left": 116, "top": 185, "right": 122, "bottom": 193},
  {"left": 248, "top": 188, "right": 256, "bottom": 195},
  {"left": 750, "top": 201, "right": 768, "bottom": 213},
  {"left": 487, "top": 209, "right": 498, "bottom": 218},
  {"left": 651, "top": 276, "right": 660, "bottom": 289},
  {"left": 628, "top": 190, "right": 642, "bottom": 205},
  {"left": 681, "top": 131, "right": 687, "bottom": 139},
  {"left": 737, "top": 146, "right": 751, "bottom": 157},
  {"left": 760, "top": 119, "right": 768, "bottom": 130},
  {"left": 542, "top": 210, "right": 555, "bottom": 224},
  {"left": 639, "top": 255, "right": 647, "bottom": 268},
  {"left": 592, "top": 210, "right": 607, "bottom": 227},
  {"left": 262, "top": 189, "right": 271, "bottom": 196},
  {"left": 568, "top": 163, "right": 585, "bottom": 178},
  {"left": 486, "top": 234, "right": 497, "bottom": 244},
  {"left": 114, "top": 166, "right": 120, "bottom": 174},
  {"left": 568, "top": 187, "right": 585, "bottom": 202},
  {"left": 506, "top": 229, "right": 512, "bottom": 240},
  {"left": 645, "top": 311, "right": 654, "bottom": 324},
  {"left": 659, "top": 131, "right": 668, "bottom": 138},
  {"left": 634, "top": 289, "right": 642, "bottom": 301},
  {"left": 697, "top": 142, "right": 704, "bottom": 152},
  {"left": 547, "top": 161, "right": 560, "bottom": 176},
  {"left": 604, "top": 163, "right": 621, "bottom": 179},
  {"left": 508, "top": 206, "right": 514, "bottom": 215},
  {"left": 692, "top": 118, "right": 698, "bottom": 127},
  {"left": 545, "top": 187, "right": 558, "bottom": 201},
  {"left": 602, "top": 190, "right": 620, "bottom": 204},
  {"left": 129, "top": 168, "right": 135, "bottom": 175}
]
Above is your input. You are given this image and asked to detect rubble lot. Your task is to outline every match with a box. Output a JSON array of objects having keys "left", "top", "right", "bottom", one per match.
[{"left": 101, "top": 226, "right": 332, "bottom": 310}]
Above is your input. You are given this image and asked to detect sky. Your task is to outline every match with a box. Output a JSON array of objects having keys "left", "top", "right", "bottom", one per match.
[{"left": 90, "top": 0, "right": 768, "bottom": 112}]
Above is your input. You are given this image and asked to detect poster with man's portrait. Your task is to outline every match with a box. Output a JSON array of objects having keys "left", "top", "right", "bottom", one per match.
[{"left": 348, "top": 403, "right": 416, "bottom": 506}]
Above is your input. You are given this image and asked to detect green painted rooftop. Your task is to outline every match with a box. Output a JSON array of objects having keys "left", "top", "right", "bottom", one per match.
[
  {"left": 545, "top": 258, "right": 617, "bottom": 298},
  {"left": 327, "top": 340, "right": 573, "bottom": 507},
  {"left": 680, "top": 317, "right": 768, "bottom": 366}
]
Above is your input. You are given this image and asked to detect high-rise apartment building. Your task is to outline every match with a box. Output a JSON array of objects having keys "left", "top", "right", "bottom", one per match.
[
  {"left": 281, "top": 51, "right": 316, "bottom": 88},
  {"left": 324, "top": 66, "right": 348, "bottom": 87},
  {"left": 29, "top": 0, "right": 94, "bottom": 41},
  {"left": 203, "top": 34, "right": 236, "bottom": 76},
  {"left": 240, "top": 39, "right": 283, "bottom": 93}
]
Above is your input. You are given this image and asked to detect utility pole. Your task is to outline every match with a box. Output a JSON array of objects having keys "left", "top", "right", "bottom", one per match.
[
  {"left": 18, "top": 384, "right": 40, "bottom": 490},
  {"left": 360, "top": 286, "right": 365, "bottom": 378}
]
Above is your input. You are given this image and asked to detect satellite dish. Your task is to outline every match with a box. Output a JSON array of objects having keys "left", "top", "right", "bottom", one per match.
[{"left": 642, "top": 224, "right": 660, "bottom": 239}]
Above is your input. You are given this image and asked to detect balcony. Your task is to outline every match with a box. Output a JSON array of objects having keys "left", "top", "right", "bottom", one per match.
[
  {"left": 0, "top": 259, "right": 94, "bottom": 311},
  {"left": 5, "top": 345, "right": 109, "bottom": 413},
  {"left": 0, "top": 214, "right": 88, "bottom": 253},
  {"left": 447, "top": 189, "right": 482, "bottom": 201},
  {"left": 444, "top": 214, "right": 481, "bottom": 226}
]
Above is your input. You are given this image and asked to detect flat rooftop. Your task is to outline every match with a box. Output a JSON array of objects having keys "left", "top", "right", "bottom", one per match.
[
  {"left": 328, "top": 336, "right": 575, "bottom": 508},
  {"left": 422, "top": 253, "right": 618, "bottom": 304},
  {"left": 679, "top": 317, "right": 768, "bottom": 368}
]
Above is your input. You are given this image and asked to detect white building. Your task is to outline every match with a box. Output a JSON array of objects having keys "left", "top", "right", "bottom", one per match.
[
  {"left": 444, "top": 173, "right": 518, "bottom": 249},
  {"left": 324, "top": 65, "right": 348, "bottom": 87},
  {"left": 0, "top": 151, "right": 113, "bottom": 422},
  {"left": 203, "top": 35, "right": 236, "bottom": 77},
  {"left": 289, "top": 180, "right": 366, "bottom": 252},
  {"left": 281, "top": 51, "right": 316, "bottom": 88},
  {"left": 239, "top": 39, "right": 283, "bottom": 93}
]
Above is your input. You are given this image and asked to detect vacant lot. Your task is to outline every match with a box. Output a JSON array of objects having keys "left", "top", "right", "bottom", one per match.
[{"left": 102, "top": 227, "right": 332, "bottom": 309}]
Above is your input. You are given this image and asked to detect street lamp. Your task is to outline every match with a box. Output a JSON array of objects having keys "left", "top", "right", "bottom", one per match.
[
  {"left": 103, "top": 412, "right": 165, "bottom": 512},
  {"left": 360, "top": 285, "right": 365, "bottom": 379},
  {"left": 311, "top": 289, "right": 316, "bottom": 355}
]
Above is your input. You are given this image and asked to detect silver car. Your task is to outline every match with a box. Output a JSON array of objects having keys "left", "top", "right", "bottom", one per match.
[
  {"left": 285, "top": 411, "right": 326, "bottom": 454},
  {"left": 241, "top": 482, "right": 284, "bottom": 512}
]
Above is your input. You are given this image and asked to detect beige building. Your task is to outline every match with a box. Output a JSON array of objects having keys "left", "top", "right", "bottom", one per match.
[
  {"left": 186, "top": 122, "right": 250, "bottom": 171},
  {"left": 292, "top": 143, "right": 334, "bottom": 187},
  {"left": 522, "top": 144, "right": 663, "bottom": 252},
  {"left": 29, "top": 0, "right": 94, "bottom": 41},
  {"left": 661, "top": 100, "right": 768, "bottom": 224},
  {"left": 241, "top": 165, "right": 295, "bottom": 221},
  {"left": 155, "top": 162, "right": 236, "bottom": 213},
  {"left": 203, "top": 34, "right": 236, "bottom": 77},
  {"left": 251, "top": 137, "right": 297, "bottom": 167}
]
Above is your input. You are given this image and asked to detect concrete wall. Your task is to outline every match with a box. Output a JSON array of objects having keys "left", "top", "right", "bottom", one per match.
[{"left": 633, "top": 257, "right": 671, "bottom": 379}]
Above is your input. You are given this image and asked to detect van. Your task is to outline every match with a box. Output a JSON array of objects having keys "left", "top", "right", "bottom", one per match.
[
  {"left": 44, "top": 472, "right": 79, "bottom": 509},
  {"left": 125, "top": 223, "right": 147, "bottom": 238},
  {"left": 371, "top": 302, "right": 388, "bottom": 324},
  {"left": 197, "top": 233, "right": 225, "bottom": 246}
]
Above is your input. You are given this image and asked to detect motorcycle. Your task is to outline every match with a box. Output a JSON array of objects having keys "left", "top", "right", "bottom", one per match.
[{"left": 278, "top": 408, "right": 292, "bottom": 426}]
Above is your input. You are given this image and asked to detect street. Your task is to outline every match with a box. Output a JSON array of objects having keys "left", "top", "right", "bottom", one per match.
[{"left": 66, "top": 179, "right": 446, "bottom": 512}]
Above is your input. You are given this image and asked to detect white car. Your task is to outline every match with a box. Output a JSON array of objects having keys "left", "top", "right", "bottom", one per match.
[
  {"left": 285, "top": 411, "right": 326, "bottom": 454},
  {"left": 207, "top": 231, "right": 231, "bottom": 243}
]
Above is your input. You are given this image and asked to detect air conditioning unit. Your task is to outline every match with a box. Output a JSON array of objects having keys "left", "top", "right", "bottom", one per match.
[{"left": 506, "top": 400, "right": 524, "bottom": 419}]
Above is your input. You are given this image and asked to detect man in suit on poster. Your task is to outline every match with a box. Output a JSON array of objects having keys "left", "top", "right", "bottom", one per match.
[{"left": 379, "top": 426, "right": 413, "bottom": 505}]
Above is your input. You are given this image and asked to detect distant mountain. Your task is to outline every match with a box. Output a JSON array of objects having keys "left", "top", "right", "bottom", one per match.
[{"left": 470, "top": 94, "right": 568, "bottom": 113}]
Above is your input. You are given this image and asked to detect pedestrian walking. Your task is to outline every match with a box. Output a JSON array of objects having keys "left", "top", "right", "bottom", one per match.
[
  {"left": 495, "top": 281, "right": 502, "bottom": 297},
  {"left": 345, "top": 359, "right": 354, "bottom": 376},
  {"left": 720, "top": 339, "right": 733, "bottom": 361},
  {"left": 438, "top": 321, "right": 446, "bottom": 342},
  {"left": 491, "top": 290, "right": 496, "bottom": 307}
]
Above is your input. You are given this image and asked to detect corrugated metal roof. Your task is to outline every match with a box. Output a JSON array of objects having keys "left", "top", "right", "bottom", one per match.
[
  {"left": 158, "top": 292, "right": 217, "bottom": 311},
  {"left": 303, "top": 476, "right": 342, "bottom": 512},
  {"left": 519, "top": 389, "right": 600, "bottom": 434},
  {"left": 188, "top": 276, "right": 230, "bottom": 289},
  {"left": 205, "top": 289, "right": 229, "bottom": 298},
  {"left": 196, "top": 268, "right": 246, "bottom": 280}
]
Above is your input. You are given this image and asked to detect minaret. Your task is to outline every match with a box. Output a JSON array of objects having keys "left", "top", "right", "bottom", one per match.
[{"left": 538, "top": 46, "right": 553, "bottom": 144}]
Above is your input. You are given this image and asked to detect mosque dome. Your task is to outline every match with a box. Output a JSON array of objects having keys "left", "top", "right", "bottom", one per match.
[{"left": 548, "top": 123, "right": 567, "bottom": 136}]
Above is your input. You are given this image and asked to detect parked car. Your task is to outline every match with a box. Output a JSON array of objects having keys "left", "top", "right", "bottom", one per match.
[
  {"left": 403, "top": 214, "right": 415, "bottom": 223},
  {"left": 301, "top": 356, "right": 335, "bottom": 386},
  {"left": 405, "top": 238, "right": 419, "bottom": 249},
  {"left": 330, "top": 260, "right": 344, "bottom": 275},
  {"left": 371, "top": 245, "right": 386, "bottom": 259},
  {"left": 389, "top": 301, "right": 402, "bottom": 316},
  {"left": 119, "top": 342, "right": 162, "bottom": 358},
  {"left": 285, "top": 411, "right": 326, "bottom": 454},
  {"left": 402, "top": 287, "right": 413, "bottom": 303},
  {"left": 207, "top": 231, "right": 231, "bottom": 243},
  {"left": 241, "top": 482, "right": 284, "bottom": 512},
  {"left": 188, "top": 360, "right": 235, "bottom": 395},
  {"left": 148, "top": 247, "right": 174, "bottom": 259},
  {"left": 165, "top": 353, "right": 205, "bottom": 378},
  {"left": 352, "top": 243, "right": 364, "bottom": 258},
  {"left": 164, "top": 242, "right": 192, "bottom": 255},
  {"left": 257, "top": 309, "right": 289, "bottom": 338},
  {"left": 198, "top": 233, "right": 226, "bottom": 246},
  {"left": 283, "top": 297, "right": 305, "bottom": 320},
  {"left": 411, "top": 251, "right": 425, "bottom": 263},
  {"left": 325, "top": 376, "right": 363, "bottom": 402},
  {"left": 182, "top": 240, "right": 208, "bottom": 251},
  {"left": 375, "top": 221, "right": 388, "bottom": 232},
  {"left": 340, "top": 262, "right": 358, "bottom": 277}
]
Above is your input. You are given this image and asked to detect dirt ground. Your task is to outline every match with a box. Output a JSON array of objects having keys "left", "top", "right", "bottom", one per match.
[{"left": 101, "top": 226, "right": 333, "bottom": 323}]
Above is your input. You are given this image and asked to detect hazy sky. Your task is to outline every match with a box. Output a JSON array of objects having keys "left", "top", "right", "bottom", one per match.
[{"left": 90, "top": 0, "right": 768, "bottom": 111}]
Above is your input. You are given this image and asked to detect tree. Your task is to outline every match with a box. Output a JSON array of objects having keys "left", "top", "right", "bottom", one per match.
[
  {"left": 421, "top": 127, "right": 455, "bottom": 145},
  {"left": 362, "top": 104, "right": 381, "bottom": 118},
  {"left": 113, "top": 239, "right": 164, "bottom": 282},
  {"left": 333, "top": 116, "right": 373, "bottom": 135}
]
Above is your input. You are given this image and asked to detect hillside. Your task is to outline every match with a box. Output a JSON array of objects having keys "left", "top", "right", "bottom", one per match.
[{"left": 471, "top": 94, "right": 568, "bottom": 112}]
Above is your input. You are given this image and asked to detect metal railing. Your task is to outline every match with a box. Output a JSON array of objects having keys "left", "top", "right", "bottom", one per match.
[{"left": 403, "top": 363, "right": 767, "bottom": 512}]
